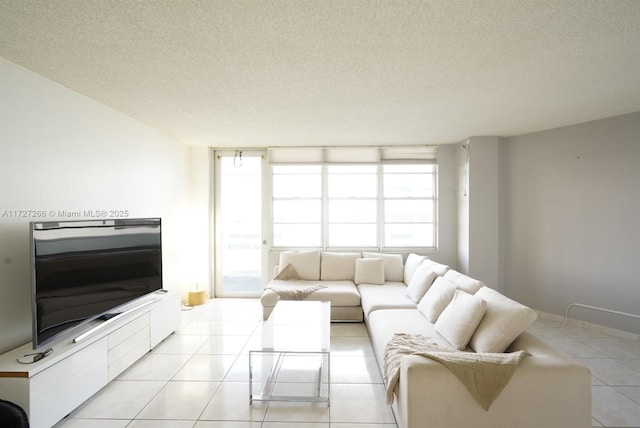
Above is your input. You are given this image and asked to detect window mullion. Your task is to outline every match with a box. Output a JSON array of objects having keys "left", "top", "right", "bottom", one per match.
[
  {"left": 378, "top": 164, "right": 384, "bottom": 251},
  {"left": 322, "top": 164, "right": 328, "bottom": 250}
]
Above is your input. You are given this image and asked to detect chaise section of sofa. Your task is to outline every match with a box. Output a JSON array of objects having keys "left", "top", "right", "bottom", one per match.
[
  {"left": 261, "top": 250, "right": 363, "bottom": 321},
  {"left": 362, "top": 256, "right": 592, "bottom": 428}
]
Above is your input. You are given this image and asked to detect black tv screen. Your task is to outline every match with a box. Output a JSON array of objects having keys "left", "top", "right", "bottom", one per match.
[{"left": 30, "top": 218, "right": 162, "bottom": 349}]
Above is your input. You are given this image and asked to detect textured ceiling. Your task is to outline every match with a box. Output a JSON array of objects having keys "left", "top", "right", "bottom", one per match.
[{"left": 1, "top": 0, "right": 640, "bottom": 147}]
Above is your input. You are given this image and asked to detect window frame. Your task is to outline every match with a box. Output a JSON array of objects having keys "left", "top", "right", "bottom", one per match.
[{"left": 270, "top": 161, "right": 438, "bottom": 252}]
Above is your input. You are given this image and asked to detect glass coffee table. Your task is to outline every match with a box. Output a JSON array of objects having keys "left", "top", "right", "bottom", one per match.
[{"left": 249, "top": 300, "right": 331, "bottom": 405}]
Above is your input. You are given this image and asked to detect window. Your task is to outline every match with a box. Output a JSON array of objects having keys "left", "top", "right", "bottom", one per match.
[
  {"left": 272, "top": 165, "right": 322, "bottom": 247},
  {"left": 327, "top": 165, "right": 377, "bottom": 247},
  {"left": 270, "top": 147, "right": 437, "bottom": 250},
  {"left": 383, "top": 164, "right": 435, "bottom": 248}
]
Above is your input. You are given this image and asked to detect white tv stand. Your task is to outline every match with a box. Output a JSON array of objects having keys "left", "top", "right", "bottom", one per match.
[{"left": 0, "top": 289, "right": 180, "bottom": 428}]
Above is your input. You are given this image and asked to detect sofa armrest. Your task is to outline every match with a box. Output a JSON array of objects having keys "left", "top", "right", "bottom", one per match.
[{"left": 393, "top": 349, "right": 591, "bottom": 428}]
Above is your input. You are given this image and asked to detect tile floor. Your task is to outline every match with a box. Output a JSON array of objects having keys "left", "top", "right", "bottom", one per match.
[{"left": 53, "top": 298, "right": 640, "bottom": 428}]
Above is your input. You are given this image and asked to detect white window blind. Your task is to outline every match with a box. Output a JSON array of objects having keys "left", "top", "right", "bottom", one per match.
[{"left": 268, "top": 146, "right": 437, "bottom": 165}]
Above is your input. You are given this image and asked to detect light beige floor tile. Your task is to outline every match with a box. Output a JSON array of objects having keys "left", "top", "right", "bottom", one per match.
[
  {"left": 331, "top": 323, "right": 369, "bottom": 337},
  {"left": 117, "top": 353, "right": 192, "bottom": 380},
  {"left": 218, "top": 320, "right": 261, "bottom": 335},
  {"left": 330, "top": 355, "right": 383, "bottom": 383},
  {"left": 619, "top": 358, "right": 640, "bottom": 372},
  {"left": 197, "top": 335, "right": 251, "bottom": 355},
  {"left": 556, "top": 325, "right": 610, "bottom": 339},
  {"left": 72, "top": 380, "right": 166, "bottom": 419},
  {"left": 264, "top": 384, "right": 330, "bottom": 422},
  {"left": 577, "top": 358, "right": 640, "bottom": 386},
  {"left": 199, "top": 381, "right": 268, "bottom": 421},
  {"left": 545, "top": 338, "right": 608, "bottom": 358},
  {"left": 194, "top": 422, "right": 261, "bottom": 428},
  {"left": 179, "top": 320, "right": 225, "bottom": 335},
  {"left": 137, "top": 381, "right": 220, "bottom": 420},
  {"left": 262, "top": 423, "right": 328, "bottom": 428},
  {"left": 225, "top": 354, "right": 277, "bottom": 382},
  {"left": 331, "top": 425, "right": 398, "bottom": 428},
  {"left": 53, "top": 419, "right": 130, "bottom": 428},
  {"left": 330, "top": 336, "right": 374, "bottom": 356},
  {"left": 329, "top": 383, "right": 396, "bottom": 424},
  {"left": 151, "top": 333, "right": 210, "bottom": 355},
  {"left": 578, "top": 337, "right": 640, "bottom": 359},
  {"left": 173, "top": 354, "right": 238, "bottom": 381},
  {"left": 128, "top": 421, "right": 196, "bottom": 428},
  {"left": 592, "top": 385, "right": 640, "bottom": 427},
  {"left": 272, "top": 354, "right": 329, "bottom": 383},
  {"left": 616, "top": 386, "right": 640, "bottom": 405}
]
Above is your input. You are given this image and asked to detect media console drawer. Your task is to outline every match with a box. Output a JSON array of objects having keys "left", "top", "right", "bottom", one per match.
[{"left": 30, "top": 339, "right": 108, "bottom": 428}]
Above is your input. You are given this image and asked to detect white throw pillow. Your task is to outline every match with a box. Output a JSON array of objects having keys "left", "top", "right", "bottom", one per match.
[
  {"left": 469, "top": 287, "right": 538, "bottom": 353},
  {"left": 435, "top": 290, "right": 487, "bottom": 350},
  {"left": 403, "top": 253, "right": 425, "bottom": 285},
  {"left": 417, "top": 276, "right": 457, "bottom": 322},
  {"left": 363, "top": 252, "right": 403, "bottom": 282},
  {"left": 406, "top": 263, "right": 437, "bottom": 303},
  {"left": 420, "top": 258, "right": 449, "bottom": 277},
  {"left": 278, "top": 250, "right": 321, "bottom": 280},
  {"left": 354, "top": 258, "right": 385, "bottom": 285},
  {"left": 443, "top": 269, "right": 484, "bottom": 294},
  {"left": 320, "top": 252, "right": 361, "bottom": 281}
]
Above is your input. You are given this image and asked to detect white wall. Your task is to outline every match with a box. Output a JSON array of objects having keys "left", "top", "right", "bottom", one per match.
[
  {"left": 456, "top": 137, "right": 501, "bottom": 290},
  {"left": 434, "top": 144, "right": 458, "bottom": 267},
  {"left": 502, "top": 112, "right": 640, "bottom": 333},
  {"left": 0, "top": 58, "right": 191, "bottom": 353}
]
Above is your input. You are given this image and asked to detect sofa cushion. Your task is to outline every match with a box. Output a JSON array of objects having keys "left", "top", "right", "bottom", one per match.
[
  {"left": 469, "top": 287, "right": 538, "bottom": 353},
  {"left": 367, "top": 309, "right": 455, "bottom": 362},
  {"left": 443, "top": 269, "right": 484, "bottom": 294},
  {"left": 273, "top": 263, "right": 301, "bottom": 280},
  {"left": 403, "top": 253, "right": 425, "bottom": 285},
  {"left": 278, "top": 250, "right": 321, "bottom": 280},
  {"left": 298, "top": 280, "right": 361, "bottom": 306},
  {"left": 358, "top": 283, "right": 415, "bottom": 318},
  {"left": 354, "top": 258, "right": 385, "bottom": 285},
  {"left": 417, "top": 276, "right": 457, "bottom": 322},
  {"left": 320, "top": 251, "right": 361, "bottom": 281},
  {"left": 405, "top": 263, "right": 437, "bottom": 303},
  {"left": 363, "top": 252, "right": 404, "bottom": 282},
  {"left": 262, "top": 280, "right": 361, "bottom": 307},
  {"left": 435, "top": 290, "right": 487, "bottom": 350},
  {"left": 420, "top": 258, "right": 449, "bottom": 276}
]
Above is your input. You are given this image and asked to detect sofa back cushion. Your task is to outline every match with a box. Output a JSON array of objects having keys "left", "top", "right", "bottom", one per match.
[
  {"left": 443, "top": 269, "right": 484, "bottom": 294},
  {"left": 363, "top": 252, "right": 404, "bottom": 282},
  {"left": 434, "top": 290, "right": 487, "bottom": 350},
  {"left": 469, "top": 287, "right": 538, "bottom": 353},
  {"left": 406, "top": 263, "right": 438, "bottom": 303},
  {"left": 354, "top": 258, "right": 385, "bottom": 285},
  {"left": 403, "top": 253, "right": 425, "bottom": 285},
  {"left": 278, "top": 250, "right": 321, "bottom": 280},
  {"left": 417, "top": 276, "right": 457, "bottom": 322},
  {"left": 420, "top": 258, "right": 449, "bottom": 277},
  {"left": 320, "top": 252, "right": 361, "bottom": 281}
]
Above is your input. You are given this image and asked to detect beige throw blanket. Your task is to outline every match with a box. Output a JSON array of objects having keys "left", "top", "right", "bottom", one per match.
[
  {"left": 266, "top": 280, "right": 327, "bottom": 300},
  {"left": 383, "top": 333, "right": 527, "bottom": 410}
]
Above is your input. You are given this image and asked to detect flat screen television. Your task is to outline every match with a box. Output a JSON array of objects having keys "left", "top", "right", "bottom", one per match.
[{"left": 29, "top": 218, "right": 163, "bottom": 349}]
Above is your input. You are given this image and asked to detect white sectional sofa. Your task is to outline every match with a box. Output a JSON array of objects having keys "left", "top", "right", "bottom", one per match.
[{"left": 261, "top": 250, "right": 592, "bottom": 428}]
